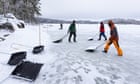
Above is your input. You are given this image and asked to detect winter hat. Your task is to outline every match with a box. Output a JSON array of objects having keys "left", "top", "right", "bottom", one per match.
[
  {"left": 100, "top": 22, "right": 103, "bottom": 24},
  {"left": 108, "top": 20, "right": 114, "bottom": 27}
]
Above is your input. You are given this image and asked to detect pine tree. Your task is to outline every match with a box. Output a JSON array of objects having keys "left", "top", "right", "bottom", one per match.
[
  {"left": 0, "top": 0, "right": 6, "bottom": 15},
  {"left": 0, "top": 0, "right": 2, "bottom": 14},
  {"left": 0, "top": 0, "right": 41, "bottom": 22}
]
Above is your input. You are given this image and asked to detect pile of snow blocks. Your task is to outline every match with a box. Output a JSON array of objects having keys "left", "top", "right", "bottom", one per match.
[
  {"left": 8, "top": 51, "right": 27, "bottom": 65},
  {"left": 11, "top": 61, "right": 43, "bottom": 81}
]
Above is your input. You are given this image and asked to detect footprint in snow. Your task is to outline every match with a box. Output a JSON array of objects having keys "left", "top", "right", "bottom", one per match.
[{"left": 94, "top": 77, "right": 109, "bottom": 84}]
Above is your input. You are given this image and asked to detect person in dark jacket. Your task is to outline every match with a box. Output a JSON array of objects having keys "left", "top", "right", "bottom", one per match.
[
  {"left": 103, "top": 20, "right": 123, "bottom": 56},
  {"left": 59, "top": 23, "right": 63, "bottom": 30},
  {"left": 98, "top": 22, "right": 107, "bottom": 40},
  {"left": 68, "top": 20, "right": 76, "bottom": 42}
]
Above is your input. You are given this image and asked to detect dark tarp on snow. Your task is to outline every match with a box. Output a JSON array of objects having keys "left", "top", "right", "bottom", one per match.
[
  {"left": 8, "top": 51, "right": 26, "bottom": 65},
  {"left": 11, "top": 61, "right": 43, "bottom": 81}
]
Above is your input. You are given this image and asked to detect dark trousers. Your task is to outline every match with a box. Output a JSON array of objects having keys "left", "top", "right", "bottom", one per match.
[
  {"left": 99, "top": 32, "right": 107, "bottom": 40},
  {"left": 68, "top": 32, "right": 76, "bottom": 42}
]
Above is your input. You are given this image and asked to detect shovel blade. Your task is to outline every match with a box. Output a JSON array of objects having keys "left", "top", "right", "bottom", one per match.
[
  {"left": 85, "top": 46, "right": 97, "bottom": 52},
  {"left": 85, "top": 49, "right": 96, "bottom": 52},
  {"left": 53, "top": 39, "right": 62, "bottom": 43},
  {"left": 88, "top": 37, "right": 93, "bottom": 41},
  {"left": 32, "top": 45, "right": 44, "bottom": 54}
]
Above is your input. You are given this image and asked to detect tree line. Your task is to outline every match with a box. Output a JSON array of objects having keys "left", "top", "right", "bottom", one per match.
[{"left": 0, "top": 0, "right": 41, "bottom": 22}]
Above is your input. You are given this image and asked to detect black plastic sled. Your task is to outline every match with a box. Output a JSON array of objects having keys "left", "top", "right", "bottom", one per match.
[
  {"left": 11, "top": 61, "right": 43, "bottom": 81},
  {"left": 32, "top": 45, "right": 44, "bottom": 54},
  {"left": 8, "top": 51, "right": 27, "bottom": 65}
]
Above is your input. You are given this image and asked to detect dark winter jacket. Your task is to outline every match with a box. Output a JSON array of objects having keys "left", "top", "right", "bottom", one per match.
[
  {"left": 68, "top": 23, "right": 76, "bottom": 32},
  {"left": 110, "top": 27, "right": 119, "bottom": 41},
  {"left": 108, "top": 20, "right": 119, "bottom": 41}
]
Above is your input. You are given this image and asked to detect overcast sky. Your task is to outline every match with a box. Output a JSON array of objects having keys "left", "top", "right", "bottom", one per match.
[{"left": 40, "top": 0, "right": 140, "bottom": 20}]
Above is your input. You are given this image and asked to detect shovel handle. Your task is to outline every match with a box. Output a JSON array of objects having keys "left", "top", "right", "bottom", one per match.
[
  {"left": 61, "top": 33, "right": 68, "bottom": 39},
  {"left": 96, "top": 42, "right": 105, "bottom": 49}
]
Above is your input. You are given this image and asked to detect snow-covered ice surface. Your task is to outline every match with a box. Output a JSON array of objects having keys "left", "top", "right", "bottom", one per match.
[{"left": 0, "top": 24, "right": 140, "bottom": 84}]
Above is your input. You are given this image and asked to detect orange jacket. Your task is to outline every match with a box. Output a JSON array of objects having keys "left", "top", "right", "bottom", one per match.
[{"left": 108, "top": 20, "right": 119, "bottom": 41}]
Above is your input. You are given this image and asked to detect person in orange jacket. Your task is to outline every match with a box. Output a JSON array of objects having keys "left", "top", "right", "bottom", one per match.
[
  {"left": 103, "top": 20, "right": 123, "bottom": 56},
  {"left": 98, "top": 22, "right": 107, "bottom": 40}
]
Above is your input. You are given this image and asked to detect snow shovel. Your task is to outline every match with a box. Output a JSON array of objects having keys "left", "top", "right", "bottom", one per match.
[
  {"left": 88, "top": 37, "right": 94, "bottom": 41},
  {"left": 85, "top": 42, "right": 105, "bottom": 52},
  {"left": 32, "top": 22, "right": 44, "bottom": 54},
  {"left": 53, "top": 33, "right": 68, "bottom": 43}
]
